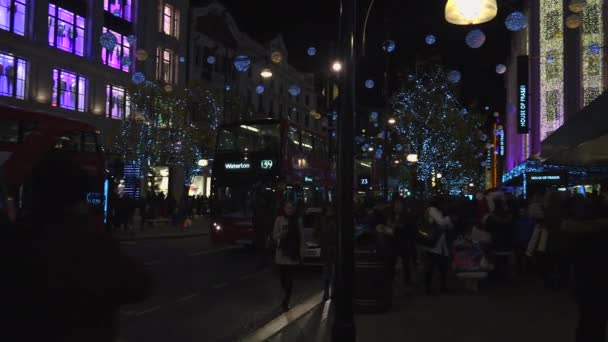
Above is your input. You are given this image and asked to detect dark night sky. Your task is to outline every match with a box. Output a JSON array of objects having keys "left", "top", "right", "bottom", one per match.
[{"left": 217, "top": 0, "right": 524, "bottom": 111}]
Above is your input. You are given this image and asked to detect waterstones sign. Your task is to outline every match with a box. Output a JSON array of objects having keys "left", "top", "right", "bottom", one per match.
[{"left": 517, "top": 55, "right": 529, "bottom": 134}]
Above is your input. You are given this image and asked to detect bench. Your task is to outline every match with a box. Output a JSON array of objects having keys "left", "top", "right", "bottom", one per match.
[{"left": 455, "top": 271, "right": 488, "bottom": 292}]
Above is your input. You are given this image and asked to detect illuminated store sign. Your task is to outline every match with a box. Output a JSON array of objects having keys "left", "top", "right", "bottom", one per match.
[
  {"left": 225, "top": 162, "right": 251, "bottom": 170},
  {"left": 517, "top": 56, "right": 529, "bottom": 134},
  {"left": 527, "top": 173, "right": 567, "bottom": 186},
  {"left": 304, "top": 176, "right": 314, "bottom": 183}
]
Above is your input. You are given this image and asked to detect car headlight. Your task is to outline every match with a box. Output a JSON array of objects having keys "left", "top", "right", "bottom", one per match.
[{"left": 214, "top": 223, "right": 222, "bottom": 232}]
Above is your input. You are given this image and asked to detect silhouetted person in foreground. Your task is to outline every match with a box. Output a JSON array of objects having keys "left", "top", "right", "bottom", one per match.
[{"left": 3, "top": 156, "right": 151, "bottom": 342}]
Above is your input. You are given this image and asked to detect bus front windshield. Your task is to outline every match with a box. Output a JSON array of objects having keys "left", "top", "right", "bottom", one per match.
[
  {"left": 214, "top": 186, "right": 254, "bottom": 218},
  {"left": 216, "top": 123, "right": 280, "bottom": 153}
]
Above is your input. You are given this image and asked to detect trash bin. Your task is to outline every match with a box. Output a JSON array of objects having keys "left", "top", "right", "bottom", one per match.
[{"left": 353, "top": 231, "right": 393, "bottom": 313}]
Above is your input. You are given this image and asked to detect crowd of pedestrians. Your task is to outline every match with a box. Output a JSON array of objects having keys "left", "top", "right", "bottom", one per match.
[
  {"left": 107, "top": 192, "right": 209, "bottom": 232},
  {"left": 268, "top": 187, "right": 608, "bottom": 341}
]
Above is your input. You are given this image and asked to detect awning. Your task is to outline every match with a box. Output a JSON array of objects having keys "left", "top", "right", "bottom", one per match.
[{"left": 542, "top": 91, "right": 608, "bottom": 166}]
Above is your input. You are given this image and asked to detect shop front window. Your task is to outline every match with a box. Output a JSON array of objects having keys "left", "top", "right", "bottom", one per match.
[
  {"left": 0, "top": 52, "right": 27, "bottom": 99},
  {"left": 149, "top": 166, "right": 170, "bottom": 196},
  {"left": 106, "top": 85, "right": 130, "bottom": 119},
  {"left": 52, "top": 69, "right": 87, "bottom": 112},
  {"left": 48, "top": 4, "right": 86, "bottom": 56},
  {"left": 101, "top": 27, "right": 131, "bottom": 72},
  {"left": 104, "top": 0, "right": 132, "bottom": 21},
  {"left": 0, "top": 0, "right": 27, "bottom": 36}
]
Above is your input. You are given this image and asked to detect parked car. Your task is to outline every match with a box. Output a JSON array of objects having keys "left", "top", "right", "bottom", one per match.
[{"left": 300, "top": 207, "right": 323, "bottom": 265}]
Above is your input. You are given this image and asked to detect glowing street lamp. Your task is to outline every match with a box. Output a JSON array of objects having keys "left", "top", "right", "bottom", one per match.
[
  {"left": 332, "top": 61, "right": 343, "bottom": 72},
  {"left": 445, "top": 0, "right": 498, "bottom": 25},
  {"left": 436, "top": 173, "right": 443, "bottom": 179},
  {"left": 197, "top": 159, "right": 209, "bottom": 167},
  {"left": 406, "top": 154, "right": 418, "bottom": 163},
  {"left": 260, "top": 68, "right": 273, "bottom": 79},
  {"left": 387, "top": 117, "right": 396, "bottom": 125},
  {"left": 469, "top": 183, "right": 475, "bottom": 187}
]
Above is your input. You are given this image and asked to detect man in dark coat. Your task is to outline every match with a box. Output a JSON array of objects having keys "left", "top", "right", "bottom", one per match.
[{"left": 2, "top": 156, "right": 151, "bottom": 342}]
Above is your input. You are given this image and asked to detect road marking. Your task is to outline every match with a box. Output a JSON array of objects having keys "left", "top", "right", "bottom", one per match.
[
  {"left": 143, "top": 260, "right": 160, "bottom": 267},
  {"left": 134, "top": 305, "right": 161, "bottom": 317},
  {"left": 188, "top": 245, "right": 239, "bottom": 257},
  {"left": 242, "top": 292, "right": 323, "bottom": 342},
  {"left": 239, "top": 273, "right": 254, "bottom": 281},
  {"left": 212, "top": 282, "right": 229, "bottom": 289},
  {"left": 120, "top": 309, "right": 136, "bottom": 316},
  {"left": 175, "top": 293, "right": 199, "bottom": 303}
]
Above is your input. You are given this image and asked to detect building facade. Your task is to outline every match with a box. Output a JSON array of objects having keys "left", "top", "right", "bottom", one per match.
[
  {"left": 0, "top": 0, "right": 191, "bottom": 199},
  {"left": 188, "top": 2, "right": 325, "bottom": 135},
  {"left": 504, "top": 0, "right": 607, "bottom": 170},
  {"left": 0, "top": 0, "right": 189, "bottom": 146},
  {"left": 503, "top": 0, "right": 608, "bottom": 193}
]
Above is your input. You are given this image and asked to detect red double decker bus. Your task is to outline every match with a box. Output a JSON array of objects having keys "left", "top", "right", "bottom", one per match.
[
  {"left": 0, "top": 106, "right": 106, "bottom": 226},
  {"left": 210, "top": 118, "right": 334, "bottom": 246}
]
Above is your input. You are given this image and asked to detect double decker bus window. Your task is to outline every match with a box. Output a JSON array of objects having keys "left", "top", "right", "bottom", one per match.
[
  {"left": 217, "top": 124, "right": 281, "bottom": 154},
  {"left": 20, "top": 122, "right": 37, "bottom": 142},
  {"left": 217, "top": 129, "right": 236, "bottom": 152},
  {"left": 301, "top": 131, "right": 313, "bottom": 152},
  {"left": 0, "top": 118, "right": 19, "bottom": 143},
  {"left": 288, "top": 126, "right": 300, "bottom": 151},
  {"left": 54, "top": 132, "right": 82, "bottom": 151}
]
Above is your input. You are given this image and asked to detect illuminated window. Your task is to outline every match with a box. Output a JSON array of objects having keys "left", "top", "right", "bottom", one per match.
[
  {"left": 106, "top": 85, "right": 131, "bottom": 119},
  {"left": 52, "top": 69, "right": 87, "bottom": 112},
  {"left": 0, "top": 52, "right": 27, "bottom": 99},
  {"left": 48, "top": 4, "right": 86, "bottom": 56},
  {"left": 104, "top": 0, "right": 132, "bottom": 21},
  {"left": 101, "top": 28, "right": 132, "bottom": 72},
  {"left": 540, "top": 0, "right": 564, "bottom": 141},
  {"left": 156, "top": 47, "right": 177, "bottom": 84},
  {"left": 0, "top": 0, "right": 27, "bottom": 36},
  {"left": 160, "top": 2, "right": 179, "bottom": 38},
  {"left": 582, "top": 0, "right": 604, "bottom": 106}
]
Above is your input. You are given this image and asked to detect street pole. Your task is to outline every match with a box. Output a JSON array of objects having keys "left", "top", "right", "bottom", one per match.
[{"left": 333, "top": 0, "right": 356, "bottom": 340}]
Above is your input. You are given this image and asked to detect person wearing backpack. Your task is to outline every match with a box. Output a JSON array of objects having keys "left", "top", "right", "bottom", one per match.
[
  {"left": 272, "top": 202, "right": 303, "bottom": 311},
  {"left": 423, "top": 197, "right": 454, "bottom": 295}
]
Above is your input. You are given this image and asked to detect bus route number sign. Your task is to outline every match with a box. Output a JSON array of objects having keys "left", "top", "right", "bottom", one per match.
[{"left": 260, "top": 160, "right": 274, "bottom": 170}]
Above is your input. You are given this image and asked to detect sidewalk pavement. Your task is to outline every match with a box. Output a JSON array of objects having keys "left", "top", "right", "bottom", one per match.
[
  {"left": 266, "top": 277, "right": 578, "bottom": 342},
  {"left": 112, "top": 216, "right": 210, "bottom": 241}
]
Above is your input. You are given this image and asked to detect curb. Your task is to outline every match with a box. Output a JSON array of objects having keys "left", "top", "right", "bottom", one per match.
[
  {"left": 242, "top": 292, "right": 324, "bottom": 342},
  {"left": 115, "top": 232, "right": 209, "bottom": 241}
]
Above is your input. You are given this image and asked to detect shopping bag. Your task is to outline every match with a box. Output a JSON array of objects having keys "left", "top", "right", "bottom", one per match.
[{"left": 415, "top": 211, "right": 442, "bottom": 247}]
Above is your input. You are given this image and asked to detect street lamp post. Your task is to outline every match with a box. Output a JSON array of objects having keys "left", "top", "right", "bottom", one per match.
[{"left": 333, "top": 0, "right": 356, "bottom": 340}]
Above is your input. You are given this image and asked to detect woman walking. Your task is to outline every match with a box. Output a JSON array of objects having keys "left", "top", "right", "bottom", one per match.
[
  {"left": 272, "top": 202, "right": 303, "bottom": 311},
  {"left": 424, "top": 197, "right": 454, "bottom": 295}
]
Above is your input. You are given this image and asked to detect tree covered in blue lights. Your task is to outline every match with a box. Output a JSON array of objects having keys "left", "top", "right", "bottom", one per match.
[
  {"left": 391, "top": 67, "right": 485, "bottom": 189},
  {"left": 114, "top": 81, "right": 221, "bottom": 187}
]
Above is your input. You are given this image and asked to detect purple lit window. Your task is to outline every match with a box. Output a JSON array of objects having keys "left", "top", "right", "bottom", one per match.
[
  {"left": 0, "top": 0, "right": 27, "bottom": 36},
  {"left": 48, "top": 4, "right": 85, "bottom": 56},
  {"left": 104, "top": 0, "right": 132, "bottom": 22},
  {"left": 0, "top": 52, "right": 27, "bottom": 99},
  {"left": 101, "top": 28, "right": 131, "bottom": 72},
  {"left": 106, "top": 85, "right": 131, "bottom": 119},
  {"left": 52, "top": 69, "right": 87, "bottom": 112}
]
